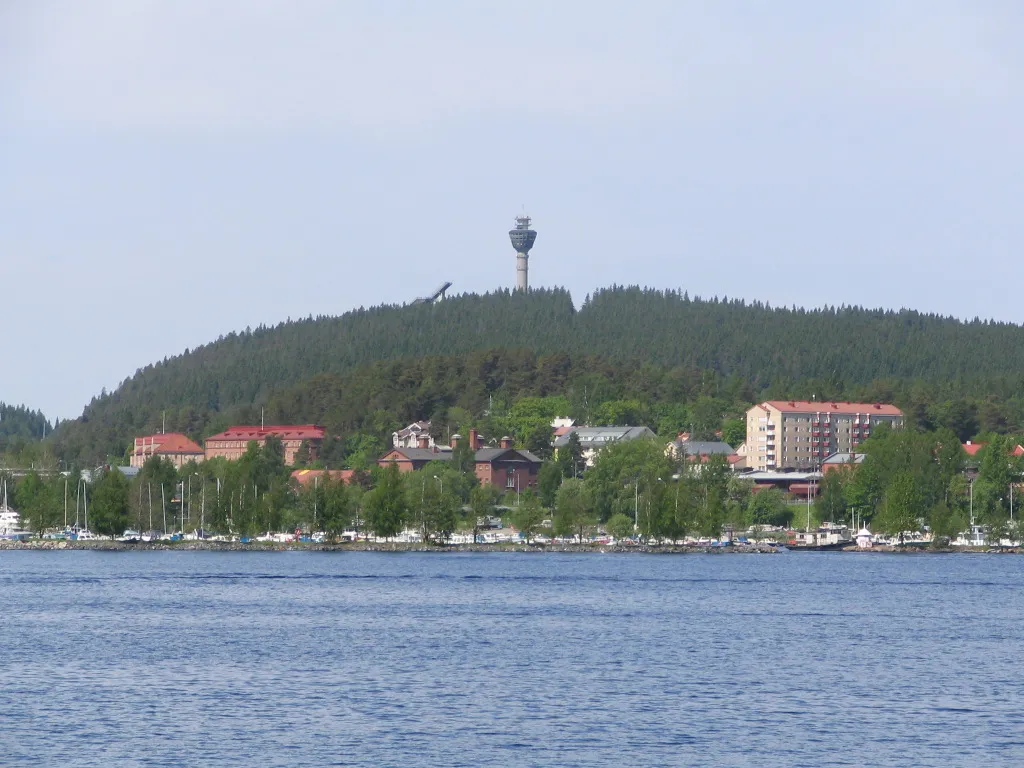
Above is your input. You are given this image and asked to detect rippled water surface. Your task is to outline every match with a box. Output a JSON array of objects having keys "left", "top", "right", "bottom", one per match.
[{"left": 3, "top": 551, "right": 1024, "bottom": 767}]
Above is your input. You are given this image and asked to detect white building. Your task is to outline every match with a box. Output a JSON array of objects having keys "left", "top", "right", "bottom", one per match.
[
  {"left": 392, "top": 421, "right": 436, "bottom": 450},
  {"left": 552, "top": 426, "right": 656, "bottom": 467}
]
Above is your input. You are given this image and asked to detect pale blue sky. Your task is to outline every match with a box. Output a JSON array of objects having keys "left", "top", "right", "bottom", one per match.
[{"left": 3, "top": 1, "right": 1023, "bottom": 419}]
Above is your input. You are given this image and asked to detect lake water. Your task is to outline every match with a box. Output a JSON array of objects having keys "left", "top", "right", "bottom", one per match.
[{"left": 3, "top": 551, "right": 1024, "bottom": 767}]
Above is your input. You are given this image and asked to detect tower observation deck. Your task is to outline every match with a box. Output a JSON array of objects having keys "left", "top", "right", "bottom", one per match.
[{"left": 509, "top": 215, "right": 537, "bottom": 292}]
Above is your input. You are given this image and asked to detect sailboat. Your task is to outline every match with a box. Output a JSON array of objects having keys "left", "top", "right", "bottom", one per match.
[{"left": 70, "top": 478, "right": 100, "bottom": 541}]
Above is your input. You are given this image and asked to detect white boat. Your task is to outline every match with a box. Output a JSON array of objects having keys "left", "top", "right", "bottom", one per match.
[
  {"left": 952, "top": 524, "right": 989, "bottom": 548},
  {"left": 73, "top": 529, "right": 101, "bottom": 541},
  {"left": 0, "top": 480, "right": 32, "bottom": 540}
]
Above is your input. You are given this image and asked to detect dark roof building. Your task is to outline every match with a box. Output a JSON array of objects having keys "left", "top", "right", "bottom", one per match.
[{"left": 378, "top": 441, "right": 543, "bottom": 492}]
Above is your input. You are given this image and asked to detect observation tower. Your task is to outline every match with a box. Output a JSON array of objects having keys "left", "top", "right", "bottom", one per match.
[{"left": 509, "top": 215, "right": 537, "bottom": 292}]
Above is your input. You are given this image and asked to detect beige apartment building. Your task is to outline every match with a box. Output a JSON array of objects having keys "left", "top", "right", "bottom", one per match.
[{"left": 745, "top": 401, "right": 903, "bottom": 471}]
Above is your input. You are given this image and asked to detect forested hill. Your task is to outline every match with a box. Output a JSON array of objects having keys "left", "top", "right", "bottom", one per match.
[
  {"left": 52, "top": 286, "right": 1024, "bottom": 462},
  {"left": 0, "top": 403, "right": 52, "bottom": 453}
]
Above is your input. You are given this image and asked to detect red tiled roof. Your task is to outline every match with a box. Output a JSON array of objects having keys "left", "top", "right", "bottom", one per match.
[
  {"left": 206, "top": 425, "right": 326, "bottom": 442},
  {"left": 961, "top": 442, "right": 1024, "bottom": 457},
  {"left": 290, "top": 469, "right": 354, "bottom": 486},
  {"left": 134, "top": 432, "right": 203, "bottom": 455},
  {"left": 762, "top": 401, "right": 903, "bottom": 416}
]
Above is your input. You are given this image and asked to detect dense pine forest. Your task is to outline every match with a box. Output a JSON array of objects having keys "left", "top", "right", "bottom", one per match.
[
  {"left": 47, "top": 286, "right": 1024, "bottom": 464},
  {"left": 0, "top": 403, "right": 53, "bottom": 455}
]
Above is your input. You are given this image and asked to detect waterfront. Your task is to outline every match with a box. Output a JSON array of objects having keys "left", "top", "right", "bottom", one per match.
[{"left": 3, "top": 552, "right": 1024, "bottom": 767}]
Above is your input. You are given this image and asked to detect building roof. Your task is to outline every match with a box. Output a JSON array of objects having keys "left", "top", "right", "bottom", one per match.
[
  {"left": 758, "top": 401, "right": 903, "bottom": 416},
  {"left": 822, "top": 452, "right": 866, "bottom": 465},
  {"left": 291, "top": 469, "right": 355, "bottom": 485},
  {"left": 474, "top": 447, "right": 543, "bottom": 464},
  {"left": 671, "top": 440, "right": 734, "bottom": 456},
  {"left": 381, "top": 447, "right": 452, "bottom": 463},
  {"left": 739, "top": 470, "right": 823, "bottom": 483},
  {"left": 134, "top": 432, "right": 204, "bottom": 455},
  {"left": 206, "top": 425, "right": 326, "bottom": 442},
  {"left": 394, "top": 421, "right": 431, "bottom": 438},
  {"left": 553, "top": 426, "right": 655, "bottom": 448},
  {"left": 382, "top": 447, "right": 542, "bottom": 465},
  {"left": 961, "top": 441, "right": 1024, "bottom": 457}
]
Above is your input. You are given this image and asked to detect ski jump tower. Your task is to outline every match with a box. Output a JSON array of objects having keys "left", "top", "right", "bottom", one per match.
[{"left": 508, "top": 214, "right": 537, "bottom": 292}]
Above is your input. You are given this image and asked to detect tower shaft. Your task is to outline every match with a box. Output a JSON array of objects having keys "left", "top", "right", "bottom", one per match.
[{"left": 516, "top": 251, "right": 529, "bottom": 291}]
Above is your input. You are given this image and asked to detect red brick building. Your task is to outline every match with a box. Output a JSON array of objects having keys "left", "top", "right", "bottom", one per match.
[
  {"left": 131, "top": 433, "right": 205, "bottom": 469},
  {"left": 205, "top": 425, "right": 325, "bottom": 466},
  {"left": 377, "top": 430, "right": 542, "bottom": 491}
]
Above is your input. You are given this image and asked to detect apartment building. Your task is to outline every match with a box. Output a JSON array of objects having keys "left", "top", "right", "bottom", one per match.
[{"left": 746, "top": 401, "right": 903, "bottom": 471}]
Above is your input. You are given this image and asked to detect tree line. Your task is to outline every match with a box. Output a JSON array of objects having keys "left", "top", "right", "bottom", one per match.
[
  {"left": 6, "top": 418, "right": 1020, "bottom": 547},
  {"left": 47, "top": 285, "right": 1024, "bottom": 465}
]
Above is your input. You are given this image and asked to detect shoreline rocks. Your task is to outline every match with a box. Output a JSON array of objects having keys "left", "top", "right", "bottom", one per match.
[{"left": 2, "top": 539, "right": 1017, "bottom": 554}]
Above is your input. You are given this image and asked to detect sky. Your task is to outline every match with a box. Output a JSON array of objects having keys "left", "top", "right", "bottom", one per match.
[{"left": 3, "top": 1, "right": 1024, "bottom": 420}]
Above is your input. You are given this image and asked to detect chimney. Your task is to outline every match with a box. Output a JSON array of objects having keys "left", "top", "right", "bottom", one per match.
[
  {"left": 500, "top": 436, "right": 513, "bottom": 449},
  {"left": 451, "top": 433, "right": 462, "bottom": 449},
  {"left": 469, "top": 428, "right": 480, "bottom": 450},
  {"left": 418, "top": 435, "right": 429, "bottom": 449}
]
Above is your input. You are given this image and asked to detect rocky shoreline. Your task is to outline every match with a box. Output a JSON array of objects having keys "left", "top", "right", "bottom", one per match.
[
  {"left": 1, "top": 539, "right": 1018, "bottom": 554},
  {"left": 1, "top": 539, "right": 788, "bottom": 554}
]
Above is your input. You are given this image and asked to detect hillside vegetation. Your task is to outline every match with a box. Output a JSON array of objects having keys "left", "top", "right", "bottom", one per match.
[
  {"left": 52, "top": 286, "right": 1024, "bottom": 464},
  {"left": 0, "top": 403, "right": 53, "bottom": 454}
]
